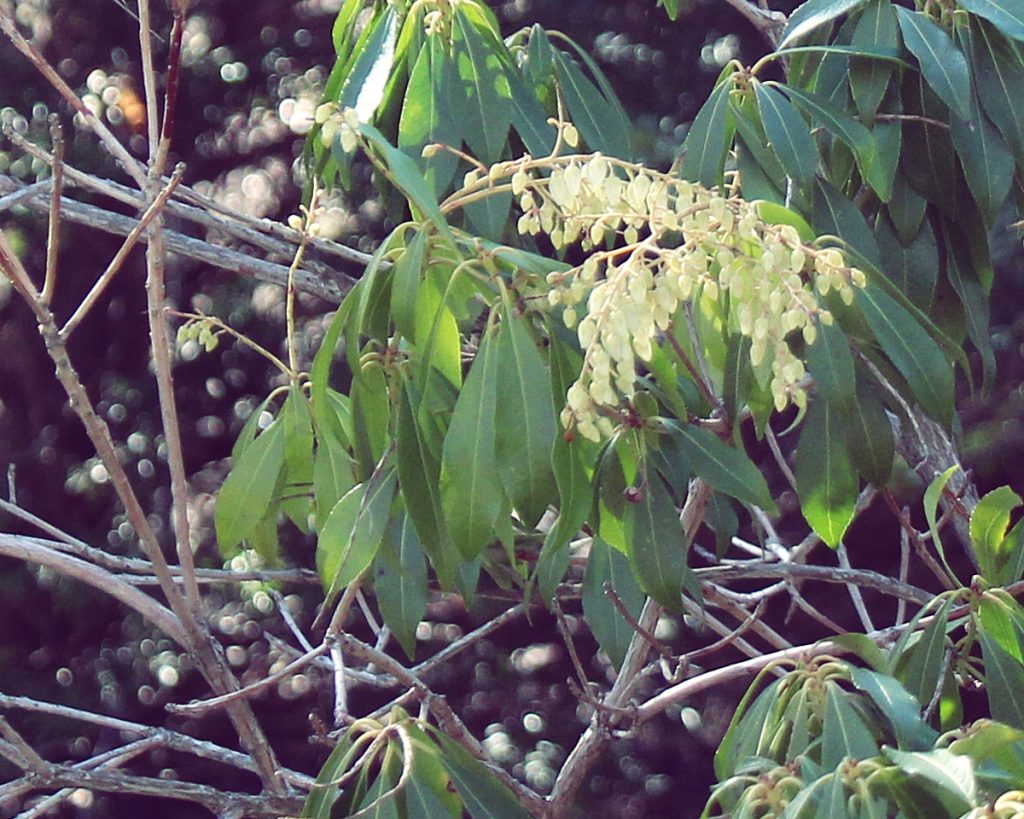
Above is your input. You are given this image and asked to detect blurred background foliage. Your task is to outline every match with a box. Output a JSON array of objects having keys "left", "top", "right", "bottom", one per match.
[{"left": 0, "top": 0, "right": 1022, "bottom": 816}]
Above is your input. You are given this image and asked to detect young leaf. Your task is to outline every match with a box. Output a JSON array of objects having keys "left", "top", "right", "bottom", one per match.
[
  {"left": 216, "top": 421, "right": 286, "bottom": 555},
  {"left": 495, "top": 306, "right": 557, "bottom": 527},
  {"left": 319, "top": 465, "right": 398, "bottom": 599},
  {"left": 440, "top": 329, "right": 504, "bottom": 560},
  {"left": 779, "top": 0, "right": 869, "bottom": 48},
  {"left": 894, "top": 7, "right": 971, "bottom": 120},
  {"left": 978, "top": 629, "right": 1024, "bottom": 728},
  {"left": 663, "top": 420, "right": 777, "bottom": 513},
  {"left": 754, "top": 81, "right": 819, "bottom": 187},
  {"left": 623, "top": 471, "right": 698, "bottom": 613},
  {"left": 680, "top": 77, "right": 735, "bottom": 188},
  {"left": 582, "top": 536, "right": 646, "bottom": 669},
  {"left": 375, "top": 514, "right": 429, "bottom": 660},
  {"left": 971, "top": 486, "right": 1023, "bottom": 581},
  {"left": 795, "top": 399, "right": 859, "bottom": 547},
  {"left": 856, "top": 286, "right": 954, "bottom": 427}
]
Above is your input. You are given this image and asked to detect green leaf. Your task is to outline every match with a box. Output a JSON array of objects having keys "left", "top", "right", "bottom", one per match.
[
  {"left": 821, "top": 681, "right": 880, "bottom": 768},
  {"left": 850, "top": 0, "right": 899, "bottom": 124},
  {"left": 375, "top": 514, "right": 429, "bottom": 660},
  {"left": 754, "top": 81, "right": 819, "bottom": 187},
  {"left": 551, "top": 49, "right": 631, "bottom": 158},
  {"left": 901, "top": 74, "right": 959, "bottom": 216},
  {"left": 680, "top": 76, "right": 736, "bottom": 188},
  {"left": 216, "top": 421, "right": 286, "bottom": 555},
  {"left": 282, "top": 385, "right": 314, "bottom": 483},
  {"left": 811, "top": 178, "right": 881, "bottom": 267},
  {"left": 351, "top": 365, "right": 390, "bottom": 480},
  {"left": 664, "top": 420, "right": 777, "bottom": 513},
  {"left": 495, "top": 306, "right": 557, "bottom": 527},
  {"left": 430, "top": 731, "right": 531, "bottom": 819},
  {"left": 979, "top": 628, "right": 1024, "bottom": 728},
  {"left": 865, "top": 119, "right": 901, "bottom": 208},
  {"left": 850, "top": 668, "right": 938, "bottom": 750},
  {"left": 958, "top": 0, "right": 1024, "bottom": 42},
  {"left": 440, "top": 330, "right": 504, "bottom": 559},
  {"left": 951, "top": 97, "right": 1016, "bottom": 225},
  {"left": 882, "top": 748, "right": 976, "bottom": 810},
  {"left": 856, "top": 286, "right": 954, "bottom": 427},
  {"left": 319, "top": 465, "right": 398, "bottom": 599},
  {"left": 336, "top": 7, "right": 399, "bottom": 121},
  {"left": 900, "top": 597, "right": 951, "bottom": 708},
  {"left": 779, "top": 0, "right": 869, "bottom": 48},
  {"left": 874, "top": 210, "right": 937, "bottom": 310},
  {"left": 805, "top": 320, "right": 855, "bottom": 406},
  {"left": 972, "top": 487, "right": 1023, "bottom": 579},
  {"left": 778, "top": 84, "right": 876, "bottom": 183},
  {"left": 795, "top": 399, "right": 859, "bottom": 547},
  {"left": 398, "top": 40, "right": 459, "bottom": 198},
  {"left": 314, "top": 432, "right": 355, "bottom": 527},
  {"left": 300, "top": 729, "right": 358, "bottom": 817},
  {"left": 391, "top": 229, "right": 427, "bottom": 343},
  {"left": 414, "top": 274, "right": 462, "bottom": 390},
  {"left": 582, "top": 536, "right": 646, "bottom": 669},
  {"left": 448, "top": 11, "right": 510, "bottom": 163},
  {"left": 894, "top": 7, "right": 971, "bottom": 120},
  {"left": 505, "top": 68, "right": 557, "bottom": 156},
  {"left": 705, "top": 492, "right": 740, "bottom": 559},
  {"left": 888, "top": 173, "right": 928, "bottom": 245},
  {"left": 754, "top": 200, "right": 816, "bottom": 241},
  {"left": 844, "top": 378, "right": 894, "bottom": 487},
  {"left": 463, "top": 190, "right": 512, "bottom": 242},
  {"left": 972, "top": 21, "right": 1024, "bottom": 167},
  {"left": 624, "top": 471, "right": 698, "bottom": 613}
]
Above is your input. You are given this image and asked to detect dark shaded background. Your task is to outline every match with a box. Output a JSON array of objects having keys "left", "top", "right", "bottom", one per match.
[{"left": 1, "top": 0, "right": 1022, "bottom": 816}]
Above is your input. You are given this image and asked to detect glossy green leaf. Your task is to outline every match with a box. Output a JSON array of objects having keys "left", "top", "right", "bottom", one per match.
[
  {"left": 314, "top": 432, "right": 355, "bottom": 527},
  {"left": 754, "top": 81, "right": 819, "bottom": 187},
  {"left": 977, "top": 593, "right": 1024, "bottom": 662},
  {"left": 216, "top": 421, "right": 286, "bottom": 555},
  {"left": 850, "top": 0, "right": 898, "bottom": 124},
  {"left": 505, "top": 68, "right": 557, "bottom": 156},
  {"left": 821, "top": 681, "right": 880, "bottom": 768},
  {"left": 430, "top": 730, "right": 531, "bottom": 819},
  {"left": 300, "top": 729, "right": 358, "bottom": 817},
  {"left": 624, "top": 470, "right": 698, "bottom": 613},
  {"left": 883, "top": 748, "right": 976, "bottom": 810},
  {"left": 495, "top": 306, "right": 557, "bottom": 527},
  {"left": 806, "top": 320, "right": 855, "bottom": 406},
  {"left": 551, "top": 49, "right": 630, "bottom": 158},
  {"left": 440, "top": 330, "right": 504, "bottom": 559},
  {"left": 754, "top": 200, "right": 816, "bottom": 241},
  {"left": 714, "top": 673, "right": 785, "bottom": 779},
  {"left": 811, "top": 178, "right": 881, "bottom": 266},
  {"left": 900, "top": 597, "right": 951, "bottom": 707},
  {"left": 463, "top": 190, "right": 512, "bottom": 242},
  {"left": 979, "top": 629, "right": 1024, "bottom": 728},
  {"left": 449, "top": 11, "right": 509, "bottom": 163},
  {"left": 894, "top": 7, "right": 971, "bottom": 120},
  {"left": 319, "top": 465, "right": 398, "bottom": 599},
  {"left": 582, "top": 536, "right": 646, "bottom": 669},
  {"left": 664, "top": 420, "right": 777, "bottom": 513},
  {"left": 856, "top": 286, "right": 954, "bottom": 427},
  {"left": 336, "top": 7, "right": 399, "bottom": 120},
  {"left": 375, "top": 514, "right": 429, "bottom": 660},
  {"left": 795, "top": 399, "right": 859, "bottom": 547},
  {"left": 414, "top": 275, "right": 462, "bottom": 390},
  {"left": 779, "top": 84, "right": 876, "bottom": 182},
  {"left": 972, "top": 21, "right": 1024, "bottom": 167},
  {"left": 680, "top": 77, "right": 735, "bottom": 188},
  {"left": 959, "top": 0, "right": 1024, "bottom": 42},
  {"left": 972, "top": 486, "right": 1023, "bottom": 579},
  {"left": 398, "top": 40, "right": 459, "bottom": 198},
  {"left": 845, "top": 378, "right": 894, "bottom": 487},
  {"left": 951, "top": 94, "right": 1015, "bottom": 224},
  {"left": 850, "top": 668, "right": 938, "bottom": 750},
  {"left": 779, "top": 0, "right": 869, "bottom": 48}
]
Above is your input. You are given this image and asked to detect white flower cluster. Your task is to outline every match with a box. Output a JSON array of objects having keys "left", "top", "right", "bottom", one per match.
[{"left": 508, "top": 154, "right": 866, "bottom": 441}]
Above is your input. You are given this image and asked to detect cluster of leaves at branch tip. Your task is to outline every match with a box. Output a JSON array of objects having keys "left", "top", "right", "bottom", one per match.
[
  {"left": 176, "top": 317, "right": 220, "bottom": 353},
  {"left": 503, "top": 152, "right": 866, "bottom": 441}
]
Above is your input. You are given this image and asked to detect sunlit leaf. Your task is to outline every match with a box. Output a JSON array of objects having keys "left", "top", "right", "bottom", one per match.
[
  {"left": 795, "top": 399, "right": 859, "bottom": 547},
  {"left": 216, "top": 421, "right": 285, "bottom": 555},
  {"left": 821, "top": 681, "right": 879, "bottom": 767}
]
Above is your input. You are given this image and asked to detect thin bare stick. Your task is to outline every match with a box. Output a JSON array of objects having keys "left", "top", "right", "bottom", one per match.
[
  {"left": 764, "top": 424, "right": 797, "bottom": 492},
  {"left": 684, "top": 599, "right": 768, "bottom": 665},
  {"left": 137, "top": 0, "right": 160, "bottom": 160},
  {"left": 897, "top": 515, "right": 911, "bottom": 625},
  {"left": 604, "top": 582, "right": 673, "bottom": 659},
  {"left": 153, "top": 4, "right": 186, "bottom": 173},
  {"left": 837, "top": 543, "right": 875, "bottom": 632},
  {"left": 60, "top": 164, "right": 186, "bottom": 339},
  {"left": 0, "top": 10, "right": 147, "bottom": 187},
  {"left": 166, "top": 641, "right": 330, "bottom": 716},
  {"left": 0, "top": 718, "right": 47, "bottom": 775},
  {"left": 0, "top": 179, "right": 50, "bottom": 212},
  {"left": 331, "top": 640, "right": 350, "bottom": 726},
  {"left": 552, "top": 599, "right": 594, "bottom": 694},
  {"left": 41, "top": 116, "right": 64, "bottom": 306}
]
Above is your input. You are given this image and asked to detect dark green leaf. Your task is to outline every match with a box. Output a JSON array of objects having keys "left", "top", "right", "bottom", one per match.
[
  {"left": 300, "top": 729, "right": 358, "bottom": 817},
  {"left": 888, "top": 173, "right": 928, "bottom": 245},
  {"left": 376, "top": 514, "right": 429, "bottom": 660},
  {"left": 505, "top": 68, "right": 557, "bottom": 156},
  {"left": 320, "top": 465, "right": 398, "bottom": 599},
  {"left": 495, "top": 306, "right": 557, "bottom": 527},
  {"left": 958, "top": 0, "right": 1024, "bottom": 42},
  {"left": 723, "top": 333, "right": 752, "bottom": 426},
  {"left": 821, "top": 681, "right": 880, "bottom": 767},
  {"left": 979, "top": 629, "right": 1024, "bottom": 729},
  {"left": 900, "top": 74, "right": 959, "bottom": 216},
  {"left": 351, "top": 365, "right": 390, "bottom": 480},
  {"left": 806, "top": 320, "right": 855, "bottom": 406},
  {"left": 314, "top": 432, "right": 355, "bottom": 527},
  {"left": 864, "top": 119, "right": 901, "bottom": 208},
  {"left": 850, "top": 668, "right": 938, "bottom": 750},
  {"left": 844, "top": 378, "right": 894, "bottom": 487},
  {"left": 705, "top": 492, "right": 739, "bottom": 559},
  {"left": 972, "top": 21, "right": 1024, "bottom": 167},
  {"left": 282, "top": 386, "right": 314, "bottom": 484},
  {"left": 392, "top": 229, "right": 427, "bottom": 343},
  {"left": 680, "top": 77, "right": 735, "bottom": 188},
  {"left": 856, "top": 286, "right": 954, "bottom": 426},
  {"left": 463, "top": 189, "right": 512, "bottom": 243},
  {"left": 551, "top": 49, "right": 631, "bottom": 158},
  {"left": 624, "top": 471, "right": 697, "bottom": 612},
  {"left": 874, "top": 210, "right": 937, "bottom": 310},
  {"left": 900, "top": 597, "right": 951, "bottom": 707},
  {"left": 440, "top": 330, "right": 504, "bottom": 559},
  {"left": 850, "top": 0, "right": 899, "bottom": 123},
  {"left": 664, "top": 420, "right": 777, "bottom": 513},
  {"left": 942, "top": 223, "right": 995, "bottom": 390},
  {"left": 951, "top": 96, "right": 1016, "bottom": 224},
  {"left": 430, "top": 731, "right": 531, "bottom": 819},
  {"left": 894, "top": 7, "right": 971, "bottom": 120},
  {"left": 582, "top": 537, "right": 646, "bottom": 669},
  {"left": 779, "top": 84, "right": 876, "bottom": 183},
  {"left": 780, "top": 0, "right": 869, "bottom": 48},
  {"left": 216, "top": 422, "right": 286, "bottom": 555},
  {"left": 811, "top": 178, "right": 881, "bottom": 267},
  {"left": 795, "top": 399, "right": 859, "bottom": 547},
  {"left": 754, "top": 81, "right": 819, "bottom": 187}
]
